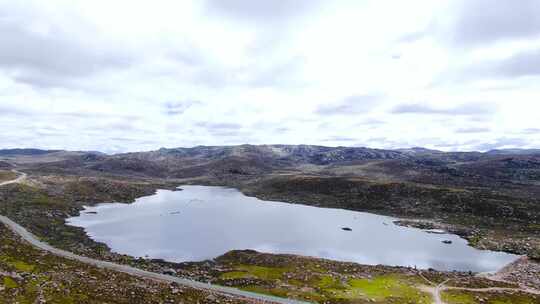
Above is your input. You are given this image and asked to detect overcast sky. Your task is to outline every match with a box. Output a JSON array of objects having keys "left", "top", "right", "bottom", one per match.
[{"left": 1, "top": 0, "right": 539, "bottom": 153}]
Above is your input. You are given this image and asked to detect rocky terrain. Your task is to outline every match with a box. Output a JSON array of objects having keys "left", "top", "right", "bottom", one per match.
[
  {"left": 1, "top": 145, "right": 540, "bottom": 303},
  {"left": 2, "top": 145, "right": 540, "bottom": 258},
  {"left": 159, "top": 250, "right": 540, "bottom": 303},
  {"left": 0, "top": 224, "right": 254, "bottom": 304}
]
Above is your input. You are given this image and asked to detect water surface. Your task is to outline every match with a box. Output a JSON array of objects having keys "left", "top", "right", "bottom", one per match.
[{"left": 67, "top": 185, "right": 518, "bottom": 272}]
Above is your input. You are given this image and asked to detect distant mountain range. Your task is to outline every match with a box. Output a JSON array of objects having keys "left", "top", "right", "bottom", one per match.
[
  {"left": 2, "top": 145, "right": 540, "bottom": 182},
  {"left": 0, "top": 148, "right": 62, "bottom": 156},
  {"left": 485, "top": 148, "right": 540, "bottom": 155},
  {"left": 2, "top": 145, "right": 539, "bottom": 159}
]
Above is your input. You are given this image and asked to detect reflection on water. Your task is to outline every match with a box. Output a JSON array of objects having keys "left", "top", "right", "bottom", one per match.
[{"left": 67, "top": 185, "right": 518, "bottom": 272}]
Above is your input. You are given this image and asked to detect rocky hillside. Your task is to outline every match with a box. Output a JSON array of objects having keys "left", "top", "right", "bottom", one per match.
[
  {"left": 13, "top": 145, "right": 410, "bottom": 178},
  {"left": 7, "top": 145, "right": 540, "bottom": 186}
]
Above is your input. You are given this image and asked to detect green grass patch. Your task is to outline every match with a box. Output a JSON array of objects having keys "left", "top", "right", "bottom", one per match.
[
  {"left": 317, "top": 275, "right": 346, "bottom": 291},
  {"left": 442, "top": 290, "right": 477, "bottom": 304},
  {"left": 235, "top": 265, "right": 287, "bottom": 280},
  {"left": 3, "top": 277, "right": 18, "bottom": 289},
  {"left": 220, "top": 265, "right": 288, "bottom": 281},
  {"left": 334, "top": 275, "right": 432, "bottom": 303},
  {"left": 0, "top": 256, "right": 36, "bottom": 272},
  {"left": 11, "top": 260, "right": 35, "bottom": 272}
]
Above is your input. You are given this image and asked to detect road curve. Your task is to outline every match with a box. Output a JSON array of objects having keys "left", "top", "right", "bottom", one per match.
[
  {"left": 433, "top": 280, "right": 450, "bottom": 304},
  {"left": 419, "top": 273, "right": 540, "bottom": 304},
  {"left": 0, "top": 172, "right": 311, "bottom": 304},
  {"left": 0, "top": 170, "right": 27, "bottom": 186},
  {"left": 418, "top": 274, "right": 448, "bottom": 304}
]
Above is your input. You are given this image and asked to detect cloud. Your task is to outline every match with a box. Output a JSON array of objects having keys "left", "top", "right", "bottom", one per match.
[
  {"left": 355, "top": 119, "right": 386, "bottom": 126},
  {"left": 243, "top": 56, "right": 306, "bottom": 88},
  {"left": 398, "top": 30, "right": 429, "bottom": 44},
  {"left": 0, "top": 104, "right": 33, "bottom": 117},
  {"left": 455, "top": 127, "right": 490, "bottom": 134},
  {"left": 494, "top": 49, "right": 540, "bottom": 77},
  {"left": 164, "top": 101, "right": 202, "bottom": 116},
  {"left": 473, "top": 137, "right": 528, "bottom": 151},
  {"left": 0, "top": 17, "right": 132, "bottom": 88},
  {"left": 208, "top": 130, "right": 242, "bottom": 137},
  {"left": 162, "top": 49, "right": 305, "bottom": 90},
  {"left": 195, "top": 122, "right": 243, "bottom": 130},
  {"left": 391, "top": 102, "right": 495, "bottom": 116},
  {"left": 459, "top": 48, "right": 540, "bottom": 80},
  {"left": 316, "top": 95, "right": 381, "bottom": 115},
  {"left": 167, "top": 46, "right": 206, "bottom": 67},
  {"left": 437, "top": 48, "right": 540, "bottom": 86},
  {"left": 0, "top": 1, "right": 538, "bottom": 152},
  {"left": 194, "top": 121, "right": 249, "bottom": 139},
  {"left": 521, "top": 128, "right": 540, "bottom": 134},
  {"left": 322, "top": 136, "right": 356, "bottom": 142},
  {"left": 274, "top": 127, "right": 290, "bottom": 134},
  {"left": 109, "top": 137, "right": 144, "bottom": 143},
  {"left": 204, "top": 0, "right": 321, "bottom": 23},
  {"left": 451, "top": 0, "right": 540, "bottom": 45}
]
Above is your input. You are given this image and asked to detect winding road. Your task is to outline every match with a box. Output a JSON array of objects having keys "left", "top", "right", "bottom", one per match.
[
  {"left": 0, "top": 169, "right": 27, "bottom": 186},
  {"left": 433, "top": 279, "right": 450, "bottom": 304},
  {"left": 418, "top": 274, "right": 448, "bottom": 304},
  {"left": 0, "top": 170, "right": 310, "bottom": 304}
]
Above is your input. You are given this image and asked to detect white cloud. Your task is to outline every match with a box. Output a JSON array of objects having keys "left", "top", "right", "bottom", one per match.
[{"left": 0, "top": 0, "right": 538, "bottom": 152}]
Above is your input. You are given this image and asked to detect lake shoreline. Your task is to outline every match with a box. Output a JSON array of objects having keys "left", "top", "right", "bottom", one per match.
[{"left": 67, "top": 185, "right": 519, "bottom": 273}]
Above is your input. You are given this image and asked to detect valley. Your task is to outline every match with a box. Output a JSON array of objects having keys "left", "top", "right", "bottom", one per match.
[{"left": 1, "top": 145, "right": 540, "bottom": 303}]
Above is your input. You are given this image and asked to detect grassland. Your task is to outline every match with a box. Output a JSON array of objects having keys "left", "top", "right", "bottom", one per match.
[{"left": 170, "top": 250, "right": 540, "bottom": 304}]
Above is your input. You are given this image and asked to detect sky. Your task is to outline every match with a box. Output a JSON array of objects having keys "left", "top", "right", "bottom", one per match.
[{"left": 1, "top": 0, "right": 539, "bottom": 153}]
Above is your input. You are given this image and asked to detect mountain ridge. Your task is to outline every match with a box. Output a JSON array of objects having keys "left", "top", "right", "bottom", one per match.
[{"left": 3, "top": 144, "right": 540, "bottom": 158}]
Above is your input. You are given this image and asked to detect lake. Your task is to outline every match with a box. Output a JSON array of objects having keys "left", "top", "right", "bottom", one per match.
[{"left": 67, "top": 185, "right": 518, "bottom": 272}]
